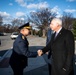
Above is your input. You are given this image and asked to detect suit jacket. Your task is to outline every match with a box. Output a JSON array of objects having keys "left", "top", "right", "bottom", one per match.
[{"left": 42, "top": 28, "right": 75, "bottom": 75}]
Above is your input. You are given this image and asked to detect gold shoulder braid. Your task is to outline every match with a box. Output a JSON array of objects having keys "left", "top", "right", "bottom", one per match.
[{"left": 22, "top": 36, "right": 25, "bottom": 40}]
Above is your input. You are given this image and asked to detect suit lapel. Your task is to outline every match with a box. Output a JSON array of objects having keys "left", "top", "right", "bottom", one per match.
[
  {"left": 53, "top": 28, "right": 64, "bottom": 41},
  {"left": 51, "top": 32, "right": 56, "bottom": 43},
  {"left": 54, "top": 32, "right": 61, "bottom": 41}
]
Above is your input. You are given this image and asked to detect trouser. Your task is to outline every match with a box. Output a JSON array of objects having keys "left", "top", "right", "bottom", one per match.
[
  {"left": 13, "top": 67, "right": 23, "bottom": 75},
  {"left": 9, "top": 50, "right": 27, "bottom": 75},
  {"left": 48, "top": 63, "right": 51, "bottom": 75},
  {"left": 11, "top": 65, "right": 26, "bottom": 75}
]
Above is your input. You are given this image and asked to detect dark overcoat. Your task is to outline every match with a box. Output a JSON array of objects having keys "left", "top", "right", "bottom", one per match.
[{"left": 42, "top": 28, "right": 75, "bottom": 75}]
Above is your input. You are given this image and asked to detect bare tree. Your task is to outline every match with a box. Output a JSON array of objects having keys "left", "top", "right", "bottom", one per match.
[
  {"left": 3, "top": 24, "right": 11, "bottom": 33},
  {"left": 28, "top": 8, "right": 56, "bottom": 37},
  {"left": 62, "top": 12, "right": 73, "bottom": 30},
  {"left": 11, "top": 18, "right": 25, "bottom": 32},
  {"left": 0, "top": 15, "right": 3, "bottom": 26},
  {"left": 0, "top": 15, "right": 3, "bottom": 32},
  {"left": 11, "top": 19, "right": 23, "bottom": 27},
  {"left": 72, "top": 18, "right": 76, "bottom": 39}
]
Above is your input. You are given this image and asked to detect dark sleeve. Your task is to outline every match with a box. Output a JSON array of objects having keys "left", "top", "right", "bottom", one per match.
[
  {"left": 17, "top": 41, "right": 37, "bottom": 57},
  {"left": 63, "top": 31, "right": 75, "bottom": 71},
  {"left": 46, "top": 35, "right": 49, "bottom": 45},
  {"left": 42, "top": 40, "right": 51, "bottom": 54}
]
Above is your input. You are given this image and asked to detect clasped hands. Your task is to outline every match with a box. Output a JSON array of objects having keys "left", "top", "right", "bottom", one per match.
[{"left": 37, "top": 50, "right": 43, "bottom": 56}]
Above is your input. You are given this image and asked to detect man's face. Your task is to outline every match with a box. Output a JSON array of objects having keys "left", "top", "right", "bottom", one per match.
[
  {"left": 23, "top": 28, "right": 31, "bottom": 36},
  {"left": 50, "top": 20, "right": 59, "bottom": 31}
]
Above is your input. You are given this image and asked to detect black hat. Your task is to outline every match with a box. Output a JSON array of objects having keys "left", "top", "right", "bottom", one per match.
[{"left": 19, "top": 22, "right": 31, "bottom": 29}]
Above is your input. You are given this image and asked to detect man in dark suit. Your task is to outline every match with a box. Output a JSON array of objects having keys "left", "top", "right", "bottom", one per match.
[
  {"left": 38, "top": 18, "right": 75, "bottom": 75},
  {"left": 9, "top": 22, "right": 38, "bottom": 75}
]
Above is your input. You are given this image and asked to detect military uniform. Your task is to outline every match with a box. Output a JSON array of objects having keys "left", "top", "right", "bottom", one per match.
[{"left": 9, "top": 23, "right": 37, "bottom": 75}]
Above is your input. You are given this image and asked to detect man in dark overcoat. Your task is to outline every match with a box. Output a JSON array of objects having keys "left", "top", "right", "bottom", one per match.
[
  {"left": 38, "top": 18, "right": 75, "bottom": 75},
  {"left": 0, "top": 39, "right": 1, "bottom": 46},
  {"left": 9, "top": 22, "right": 38, "bottom": 75}
]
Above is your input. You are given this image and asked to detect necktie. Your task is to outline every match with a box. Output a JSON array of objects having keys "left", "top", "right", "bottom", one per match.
[
  {"left": 54, "top": 32, "right": 58, "bottom": 39},
  {"left": 55, "top": 32, "right": 58, "bottom": 37}
]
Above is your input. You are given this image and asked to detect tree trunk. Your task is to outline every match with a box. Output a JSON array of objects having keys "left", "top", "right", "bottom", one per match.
[{"left": 42, "top": 29, "right": 46, "bottom": 37}]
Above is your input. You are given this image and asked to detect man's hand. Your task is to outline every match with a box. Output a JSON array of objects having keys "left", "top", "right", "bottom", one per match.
[{"left": 37, "top": 50, "right": 43, "bottom": 56}]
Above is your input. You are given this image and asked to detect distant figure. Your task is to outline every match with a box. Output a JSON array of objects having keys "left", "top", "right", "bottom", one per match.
[
  {"left": 9, "top": 23, "right": 38, "bottom": 75},
  {"left": 0, "top": 40, "right": 1, "bottom": 46},
  {"left": 46, "top": 28, "right": 53, "bottom": 45}
]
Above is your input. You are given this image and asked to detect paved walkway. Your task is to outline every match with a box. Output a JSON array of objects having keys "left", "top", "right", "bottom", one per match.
[
  {"left": 0, "top": 36, "right": 76, "bottom": 75},
  {"left": 0, "top": 36, "right": 49, "bottom": 75},
  {"left": 0, "top": 50, "right": 49, "bottom": 75}
]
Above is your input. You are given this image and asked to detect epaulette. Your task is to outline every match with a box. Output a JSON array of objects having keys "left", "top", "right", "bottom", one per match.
[{"left": 22, "top": 35, "right": 25, "bottom": 40}]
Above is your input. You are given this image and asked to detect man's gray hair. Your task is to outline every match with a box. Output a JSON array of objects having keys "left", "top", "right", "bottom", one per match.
[{"left": 52, "top": 18, "right": 62, "bottom": 26}]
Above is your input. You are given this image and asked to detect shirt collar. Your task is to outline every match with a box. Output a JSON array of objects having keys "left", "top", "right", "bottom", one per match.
[{"left": 56, "top": 27, "right": 62, "bottom": 34}]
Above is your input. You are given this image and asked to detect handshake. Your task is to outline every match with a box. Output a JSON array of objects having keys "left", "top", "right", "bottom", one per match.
[{"left": 37, "top": 50, "right": 43, "bottom": 56}]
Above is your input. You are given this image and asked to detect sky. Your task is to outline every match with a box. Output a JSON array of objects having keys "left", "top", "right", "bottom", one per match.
[{"left": 0, "top": 0, "right": 76, "bottom": 24}]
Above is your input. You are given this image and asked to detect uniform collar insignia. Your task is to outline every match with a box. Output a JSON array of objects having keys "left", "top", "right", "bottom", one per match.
[{"left": 22, "top": 35, "right": 25, "bottom": 40}]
